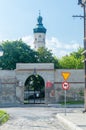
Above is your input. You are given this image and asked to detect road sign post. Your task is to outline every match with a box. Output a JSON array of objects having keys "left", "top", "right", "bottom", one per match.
[
  {"left": 64, "top": 90, "right": 67, "bottom": 116},
  {"left": 61, "top": 72, "right": 70, "bottom": 115},
  {"left": 62, "top": 81, "right": 70, "bottom": 116}
]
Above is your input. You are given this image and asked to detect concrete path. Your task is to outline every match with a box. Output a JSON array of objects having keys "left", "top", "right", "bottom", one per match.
[
  {"left": 0, "top": 106, "right": 70, "bottom": 130},
  {"left": 56, "top": 108, "right": 86, "bottom": 130}
]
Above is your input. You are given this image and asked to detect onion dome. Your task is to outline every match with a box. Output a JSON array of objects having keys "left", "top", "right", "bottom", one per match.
[{"left": 33, "top": 12, "right": 47, "bottom": 33}]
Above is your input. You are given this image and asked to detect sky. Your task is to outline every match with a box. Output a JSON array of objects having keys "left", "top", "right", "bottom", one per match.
[{"left": 0, "top": 0, "right": 84, "bottom": 57}]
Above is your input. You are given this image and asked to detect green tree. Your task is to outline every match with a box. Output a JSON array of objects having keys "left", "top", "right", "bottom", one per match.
[
  {"left": 37, "top": 47, "right": 59, "bottom": 68},
  {"left": 0, "top": 40, "right": 38, "bottom": 69},
  {"left": 59, "top": 47, "right": 84, "bottom": 69}
]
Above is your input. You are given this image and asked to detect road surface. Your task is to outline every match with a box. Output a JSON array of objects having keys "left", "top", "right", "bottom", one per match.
[{"left": 0, "top": 106, "right": 71, "bottom": 130}]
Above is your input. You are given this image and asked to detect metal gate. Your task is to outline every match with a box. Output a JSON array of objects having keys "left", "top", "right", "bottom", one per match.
[{"left": 24, "top": 75, "right": 45, "bottom": 104}]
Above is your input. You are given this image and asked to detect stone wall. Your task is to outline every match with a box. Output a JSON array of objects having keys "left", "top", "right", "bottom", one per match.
[
  {"left": 0, "top": 64, "right": 85, "bottom": 105},
  {"left": 0, "top": 70, "right": 16, "bottom": 105},
  {"left": 54, "top": 69, "right": 84, "bottom": 103}
]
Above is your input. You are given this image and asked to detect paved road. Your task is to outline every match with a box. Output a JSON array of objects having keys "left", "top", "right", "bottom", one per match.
[{"left": 0, "top": 106, "right": 71, "bottom": 130}]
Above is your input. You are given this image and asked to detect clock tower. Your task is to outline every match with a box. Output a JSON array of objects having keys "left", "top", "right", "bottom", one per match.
[{"left": 33, "top": 12, "right": 47, "bottom": 50}]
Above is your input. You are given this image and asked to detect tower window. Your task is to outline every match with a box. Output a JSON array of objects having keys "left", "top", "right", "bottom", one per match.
[{"left": 39, "top": 35, "right": 41, "bottom": 37}]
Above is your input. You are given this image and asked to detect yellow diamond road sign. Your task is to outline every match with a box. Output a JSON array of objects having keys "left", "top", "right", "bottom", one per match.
[{"left": 61, "top": 72, "right": 70, "bottom": 80}]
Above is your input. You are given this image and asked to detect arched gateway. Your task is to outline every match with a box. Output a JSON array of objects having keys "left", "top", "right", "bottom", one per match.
[{"left": 15, "top": 63, "right": 55, "bottom": 104}]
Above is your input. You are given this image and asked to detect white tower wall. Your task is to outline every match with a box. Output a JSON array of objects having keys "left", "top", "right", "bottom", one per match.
[{"left": 34, "top": 33, "right": 46, "bottom": 50}]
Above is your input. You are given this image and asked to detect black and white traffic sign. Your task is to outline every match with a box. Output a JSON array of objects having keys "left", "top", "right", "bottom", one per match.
[{"left": 62, "top": 81, "right": 69, "bottom": 90}]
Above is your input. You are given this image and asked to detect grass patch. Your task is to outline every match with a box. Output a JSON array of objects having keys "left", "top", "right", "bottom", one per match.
[
  {"left": 24, "top": 100, "right": 29, "bottom": 104},
  {"left": 60, "top": 100, "right": 84, "bottom": 105},
  {"left": 0, "top": 110, "right": 9, "bottom": 125}
]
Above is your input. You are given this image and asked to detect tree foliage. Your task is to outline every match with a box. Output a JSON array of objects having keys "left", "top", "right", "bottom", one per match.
[
  {"left": 59, "top": 47, "right": 84, "bottom": 69},
  {"left": 0, "top": 40, "right": 38, "bottom": 69},
  {"left": 25, "top": 74, "right": 45, "bottom": 91},
  {"left": 0, "top": 40, "right": 59, "bottom": 70},
  {"left": 0, "top": 40, "right": 83, "bottom": 70},
  {"left": 37, "top": 47, "right": 59, "bottom": 68}
]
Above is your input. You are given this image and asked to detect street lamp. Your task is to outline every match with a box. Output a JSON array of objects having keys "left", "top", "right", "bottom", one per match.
[{"left": 78, "top": 0, "right": 86, "bottom": 112}]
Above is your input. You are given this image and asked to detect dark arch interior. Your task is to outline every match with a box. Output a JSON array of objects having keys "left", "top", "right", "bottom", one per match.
[{"left": 24, "top": 74, "right": 45, "bottom": 104}]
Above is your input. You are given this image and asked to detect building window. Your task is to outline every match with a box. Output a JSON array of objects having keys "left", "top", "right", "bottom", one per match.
[
  {"left": 39, "top": 35, "right": 41, "bottom": 38},
  {"left": 43, "top": 38, "right": 45, "bottom": 41}
]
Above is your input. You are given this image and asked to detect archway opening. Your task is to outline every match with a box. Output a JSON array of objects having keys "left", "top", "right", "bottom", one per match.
[{"left": 24, "top": 74, "right": 45, "bottom": 104}]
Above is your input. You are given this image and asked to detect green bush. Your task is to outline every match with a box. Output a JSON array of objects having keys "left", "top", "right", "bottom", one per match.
[{"left": 0, "top": 110, "right": 9, "bottom": 125}]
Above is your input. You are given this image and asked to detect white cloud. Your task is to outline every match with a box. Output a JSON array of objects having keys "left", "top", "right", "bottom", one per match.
[
  {"left": 46, "top": 37, "right": 82, "bottom": 57},
  {"left": 21, "top": 35, "right": 82, "bottom": 58},
  {"left": 22, "top": 35, "right": 34, "bottom": 49}
]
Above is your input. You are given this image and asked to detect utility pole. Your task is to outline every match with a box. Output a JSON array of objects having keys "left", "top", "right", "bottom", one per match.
[{"left": 75, "top": 0, "right": 86, "bottom": 112}]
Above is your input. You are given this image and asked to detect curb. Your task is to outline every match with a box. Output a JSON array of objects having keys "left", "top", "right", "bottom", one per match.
[{"left": 56, "top": 114, "right": 83, "bottom": 130}]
